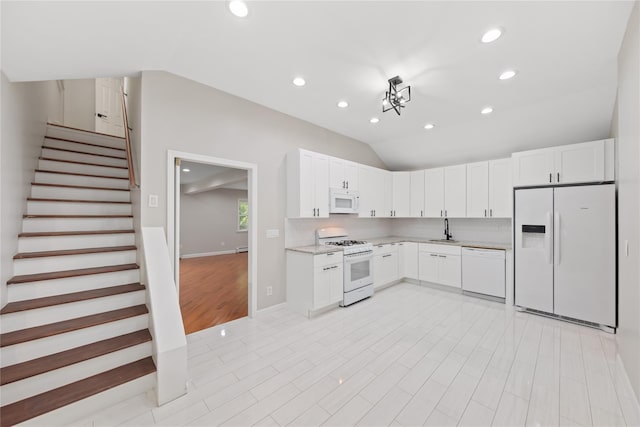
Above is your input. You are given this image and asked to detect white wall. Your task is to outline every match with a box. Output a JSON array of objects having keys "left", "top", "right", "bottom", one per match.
[
  {"left": 285, "top": 217, "right": 392, "bottom": 247},
  {"left": 0, "top": 72, "right": 60, "bottom": 306},
  {"left": 63, "top": 78, "right": 95, "bottom": 131},
  {"left": 180, "top": 188, "right": 249, "bottom": 256},
  {"left": 615, "top": 0, "right": 640, "bottom": 400},
  {"left": 139, "top": 71, "right": 387, "bottom": 310}
]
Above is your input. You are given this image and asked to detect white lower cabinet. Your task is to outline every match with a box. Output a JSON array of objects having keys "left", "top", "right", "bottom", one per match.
[
  {"left": 398, "top": 242, "right": 418, "bottom": 280},
  {"left": 418, "top": 243, "right": 461, "bottom": 288},
  {"left": 373, "top": 243, "right": 399, "bottom": 289},
  {"left": 286, "top": 250, "right": 343, "bottom": 316}
]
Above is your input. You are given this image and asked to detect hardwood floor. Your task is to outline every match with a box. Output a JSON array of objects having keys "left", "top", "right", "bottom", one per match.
[{"left": 179, "top": 253, "right": 248, "bottom": 335}]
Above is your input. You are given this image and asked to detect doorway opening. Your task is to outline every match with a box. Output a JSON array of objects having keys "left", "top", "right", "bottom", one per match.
[{"left": 167, "top": 151, "right": 258, "bottom": 335}]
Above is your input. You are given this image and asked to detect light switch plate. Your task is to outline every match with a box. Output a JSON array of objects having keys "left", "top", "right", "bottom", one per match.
[
  {"left": 266, "top": 229, "right": 279, "bottom": 238},
  {"left": 148, "top": 194, "right": 158, "bottom": 208}
]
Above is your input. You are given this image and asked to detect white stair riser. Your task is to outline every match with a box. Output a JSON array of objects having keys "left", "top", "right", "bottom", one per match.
[
  {"left": 1, "top": 290, "right": 146, "bottom": 333},
  {"left": 27, "top": 201, "right": 132, "bottom": 216},
  {"left": 19, "top": 373, "right": 155, "bottom": 427},
  {"left": 19, "top": 233, "right": 135, "bottom": 253},
  {"left": 38, "top": 159, "right": 128, "bottom": 178},
  {"left": 41, "top": 148, "right": 128, "bottom": 168},
  {"left": 0, "top": 342, "right": 152, "bottom": 405},
  {"left": 0, "top": 314, "right": 148, "bottom": 367},
  {"left": 23, "top": 217, "right": 133, "bottom": 232},
  {"left": 46, "top": 125, "right": 127, "bottom": 150},
  {"left": 35, "top": 171, "right": 129, "bottom": 190},
  {"left": 14, "top": 250, "right": 137, "bottom": 276},
  {"left": 8, "top": 270, "right": 140, "bottom": 302},
  {"left": 44, "top": 138, "right": 127, "bottom": 159},
  {"left": 31, "top": 185, "right": 130, "bottom": 202}
]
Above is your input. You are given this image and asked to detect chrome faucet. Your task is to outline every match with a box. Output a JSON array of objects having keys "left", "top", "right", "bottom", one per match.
[{"left": 444, "top": 218, "right": 453, "bottom": 241}]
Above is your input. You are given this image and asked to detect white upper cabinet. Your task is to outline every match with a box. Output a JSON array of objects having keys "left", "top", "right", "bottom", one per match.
[
  {"left": 287, "top": 149, "right": 329, "bottom": 218},
  {"left": 467, "top": 159, "right": 512, "bottom": 218},
  {"left": 466, "top": 161, "right": 489, "bottom": 218},
  {"left": 444, "top": 165, "right": 466, "bottom": 217},
  {"left": 410, "top": 170, "right": 425, "bottom": 217},
  {"left": 358, "top": 165, "right": 387, "bottom": 217},
  {"left": 424, "top": 168, "right": 445, "bottom": 217},
  {"left": 392, "top": 172, "right": 411, "bottom": 217},
  {"left": 488, "top": 158, "right": 512, "bottom": 217},
  {"left": 329, "top": 157, "right": 358, "bottom": 190},
  {"left": 554, "top": 140, "right": 605, "bottom": 185},
  {"left": 512, "top": 139, "right": 611, "bottom": 187}
]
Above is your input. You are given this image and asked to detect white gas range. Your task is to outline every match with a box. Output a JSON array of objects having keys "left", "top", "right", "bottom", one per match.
[{"left": 316, "top": 228, "right": 374, "bottom": 306}]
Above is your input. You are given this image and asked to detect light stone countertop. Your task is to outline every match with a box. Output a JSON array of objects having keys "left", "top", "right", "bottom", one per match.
[{"left": 286, "top": 236, "right": 512, "bottom": 255}]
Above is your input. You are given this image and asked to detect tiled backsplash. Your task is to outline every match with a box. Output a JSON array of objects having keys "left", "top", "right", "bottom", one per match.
[{"left": 285, "top": 216, "right": 512, "bottom": 247}]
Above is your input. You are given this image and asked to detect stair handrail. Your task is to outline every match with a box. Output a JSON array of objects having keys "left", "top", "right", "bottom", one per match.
[{"left": 121, "top": 88, "right": 137, "bottom": 188}]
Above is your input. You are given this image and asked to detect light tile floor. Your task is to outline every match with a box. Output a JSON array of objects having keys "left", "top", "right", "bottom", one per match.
[{"left": 73, "top": 282, "right": 640, "bottom": 426}]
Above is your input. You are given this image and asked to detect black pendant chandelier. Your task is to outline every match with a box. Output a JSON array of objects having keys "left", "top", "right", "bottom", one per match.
[{"left": 382, "top": 76, "right": 411, "bottom": 115}]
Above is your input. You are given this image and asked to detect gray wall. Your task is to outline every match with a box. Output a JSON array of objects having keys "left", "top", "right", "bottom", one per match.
[
  {"left": 1, "top": 73, "right": 60, "bottom": 306},
  {"left": 139, "top": 71, "right": 386, "bottom": 309},
  {"left": 180, "top": 188, "right": 249, "bottom": 256},
  {"left": 615, "top": 0, "right": 640, "bottom": 400}
]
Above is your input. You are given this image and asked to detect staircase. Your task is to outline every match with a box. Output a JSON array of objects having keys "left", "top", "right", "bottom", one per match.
[{"left": 0, "top": 124, "right": 156, "bottom": 426}]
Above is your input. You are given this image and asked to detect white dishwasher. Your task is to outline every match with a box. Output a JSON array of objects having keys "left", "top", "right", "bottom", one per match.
[{"left": 461, "top": 247, "right": 505, "bottom": 299}]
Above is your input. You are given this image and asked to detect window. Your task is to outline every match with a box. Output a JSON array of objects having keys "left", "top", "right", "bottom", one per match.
[{"left": 238, "top": 199, "right": 248, "bottom": 232}]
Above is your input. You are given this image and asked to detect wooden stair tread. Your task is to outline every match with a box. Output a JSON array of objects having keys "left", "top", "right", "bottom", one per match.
[
  {"left": 0, "top": 330, "right": 151, "bottom": 386},
  {"left": 39, "top": 157, "right": 128, "bottom": 170},
  {"left": 31, "top": 182, "right": 130, "bottom": 192},
  {"left": 45, "top": 136, "right": 127, "bottom": 152},
  {"left": 0, "top": 357, "right": 155, "bottom": 426},
  {"left": 47, "top": 123, "right": 126, "bottom": 140},
  {"left": 27, "top": 197, "right": 131, "bottom": 204},
  {"left": 23, "top": 214, "right": 132, "bottom": 218},
  {"left": 0, "top": 305, "right": 149, "bottom": 348},
  {"left": 7, "top": 263, "right": 139, "bottom": 285},
  {"left": 14, "top": 245, "right": 136, "bottom": 259},
  {"left": 42, "top": 146, "right": 127, "bottom": 160},
  {"left": 19, "top": 230, "right": 134, "bottom": 238},
  {"left": 0, "top": 283, "right": 144, "bottom": 314},
  {"left": 35, "top": 169, "right": 129, "bottom": 180}
]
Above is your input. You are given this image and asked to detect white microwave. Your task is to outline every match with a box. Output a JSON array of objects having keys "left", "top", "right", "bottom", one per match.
[{"left": 329, "top": 188, "right": 360, "bottom": 214}]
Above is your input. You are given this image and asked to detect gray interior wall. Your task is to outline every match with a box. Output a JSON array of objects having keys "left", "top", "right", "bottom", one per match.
[
  {"left": 139, "top": 71, "right": 386, "bottom": 309},
  {"left": 63, "top": 79, "right": 95, "bottom": 131},
  {"left": 180, "top": 188, "right": 249, "bottom": 256},
  {"left": 615, "top": 0, "right": 640, "bottom": 400},
  {"left": 0, "top": 73, "right": 60, "bottom": 307}
]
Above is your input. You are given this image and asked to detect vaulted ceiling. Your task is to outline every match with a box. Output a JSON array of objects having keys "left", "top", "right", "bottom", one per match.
[{"left": 2, "top": 1, "right": 634, "bottom": 169}]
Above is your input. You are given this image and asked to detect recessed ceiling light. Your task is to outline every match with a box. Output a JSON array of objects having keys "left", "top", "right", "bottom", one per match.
[
  {"left": 337, "top": 101, "right": 349, "bottom": 108},
  {"left": 292, "top": 77, "right": 306, "bottom": 87},
  {"left": 481, "top": 28, "right": 503, "bottom": 43},
  {"left": 370, "top": 117, "right": 379, "bottom": 124},
  {"left": 424, "top": 123, "right": 435, "bottom": 130},
  {"left": 228, "top": 0, "right": 248, "bottom": 18},
  {"left": 481, "top": 106, "right": 494, "bottom": 115},
  {"left": 499, "top": 70, "right": 517, "bottom": 80},
  {"left": 182, "top": 168, "right": 191, "bottom": 172}
]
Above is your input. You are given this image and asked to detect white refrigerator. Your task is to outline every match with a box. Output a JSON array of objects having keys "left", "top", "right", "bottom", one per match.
[{"left": 514, "top": 184, "right": 616, "bottom": 328}]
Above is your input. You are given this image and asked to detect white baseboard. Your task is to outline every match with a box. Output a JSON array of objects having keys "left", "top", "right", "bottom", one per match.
[
  {"left": 254, "top": 302, "right": 287, "bottom": 317},
  {"left": 180, "top": 250, "right": 236, "bottom": 259}
]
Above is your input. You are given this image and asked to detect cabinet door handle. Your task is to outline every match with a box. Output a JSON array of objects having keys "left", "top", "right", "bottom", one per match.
[
  {"left": 490, "top": 209, "right": 493, "bottom": 217},
  {"left": 421, "top": 210, "right": 423, "bottom": 217},
  {"left": 445, "top": 210, "right": 448, "bottom": 217},
  {"left": 331, "top": 265, "right": 339, "bottom": 269},
  {"left": 327, "top": 252, "right": 334, "bottom": 256},
  {"left": 439, "top": 255, "right": 446, "bottom": 258},
  {"left": 484, "top": 209, "right": 487, "bottom": 217},
  {"left": 440, "top": 210, "right": 443, "bottom": 217},
  {"left": 323, "top": 266, "right": 331, "bottom": 271},
  {"left": 383, "top": 254, "right": 392, "bottom": 258},
  {"left": 430, "top": 254, "right": 438, "bottom": 257},
  {"left": 374, "top": 210, "right": 376, "bottom": 217},
  {"left": 346, "top": 181, "right": 349, "bottom": 189},
  {"left": 549, "top": 173, "right": 552, "bottom": 183},
  {"left": 313, "top": 208, "right": 316, "bottom": 216},
  {"left": 557, "top": 172, "right": 560, "bottom": 182}
]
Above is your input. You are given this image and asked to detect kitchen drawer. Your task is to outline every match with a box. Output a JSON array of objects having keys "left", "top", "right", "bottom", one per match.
[
  {"left": 314, "top": 251, "right": 343, "bottom": 268},
  {"left": 418, "top": 243, "right": 461, "bottom": 256},
  {"left": 373, "top": 243, "right": 399, "bottom": 256}
]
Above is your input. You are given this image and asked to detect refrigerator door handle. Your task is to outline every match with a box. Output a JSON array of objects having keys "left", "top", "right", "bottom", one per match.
[
  {"left": 554, "top": 212, "right": 560, "bottom": 265},
  {"left": 546, "top": 212, "right": 553, "bottom": 264}
]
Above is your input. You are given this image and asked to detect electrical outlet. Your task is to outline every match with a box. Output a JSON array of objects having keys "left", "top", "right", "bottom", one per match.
[
  {"left": 148, "top": 194, "right": 158, "bottom": 208},
  {"left": 266, "top": 286, "right": 273, "bottom": 296}
]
